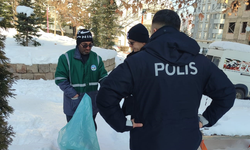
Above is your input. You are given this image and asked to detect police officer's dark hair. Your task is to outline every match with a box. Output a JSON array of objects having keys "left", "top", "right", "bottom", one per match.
[{"left": 152, "top": 9, "right": 181, "bottom": 30}]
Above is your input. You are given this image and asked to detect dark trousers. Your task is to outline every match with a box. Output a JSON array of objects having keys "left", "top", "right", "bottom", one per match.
[{"left": 66, "top": 114, "right": 97, "bottom": 131}]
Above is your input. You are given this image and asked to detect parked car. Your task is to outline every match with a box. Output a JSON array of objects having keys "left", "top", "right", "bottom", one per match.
[{"left": 206, "top": 41, "right": 250, "bottom": 99}]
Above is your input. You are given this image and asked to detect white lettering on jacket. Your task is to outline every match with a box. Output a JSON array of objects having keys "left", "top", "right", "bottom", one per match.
[{"left": 154, "top": 62, "right": 198, "bottom": 76}]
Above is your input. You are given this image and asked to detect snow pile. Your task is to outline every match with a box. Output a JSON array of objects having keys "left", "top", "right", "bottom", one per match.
[
  {"left": 2, "top": 28, "right": 117, "bottom": 65},
  {"left": 16, "top": 6, "right": 34, "bottom": 17},
  {"left": 209, "top": 41, "right": 250, "bottom": 53}
]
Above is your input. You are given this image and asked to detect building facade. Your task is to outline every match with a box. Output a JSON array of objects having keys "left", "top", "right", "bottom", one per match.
[
  {"left": 222, "top": 0, "right": 250, "bottom": 45},
  {"left": 191, "top": 0, "right": 227, "bottom": 51}
]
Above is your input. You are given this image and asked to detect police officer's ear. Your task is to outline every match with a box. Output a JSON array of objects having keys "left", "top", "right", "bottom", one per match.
[
  {"left": 150, "top": 28, "right": 158, "bottom": 37},
  {"left": 150, "top": 23, "right": 160, "bottom": 35},
  {"left": 151, "top": 26, "right": 157, "bottom": 35},
  {"left": 153, "top": 28, "right": 157, "bottom": 33}
]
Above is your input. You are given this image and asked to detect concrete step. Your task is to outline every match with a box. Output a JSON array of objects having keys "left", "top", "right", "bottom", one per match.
[{"left": 198, "top": 136, "right": 250, "bottom": 150}]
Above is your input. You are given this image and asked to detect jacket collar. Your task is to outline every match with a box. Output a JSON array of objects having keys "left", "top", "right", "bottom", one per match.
[
  {"left": 74, "top": 46, "right": 82, "bottom": 60},
  {"left": 144, "top": 26, "right": 200, "bottom": 65},
  {"left": 149, "top": 25, "right": 179, "bottom": 42}
]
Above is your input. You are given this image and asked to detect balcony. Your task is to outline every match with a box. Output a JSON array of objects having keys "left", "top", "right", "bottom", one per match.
[
  {"left": 214, "top": 19, "right": 225, "bottom": 24},
  {"left": 212, "top": 29, "right": 224, "bottom": 34}
]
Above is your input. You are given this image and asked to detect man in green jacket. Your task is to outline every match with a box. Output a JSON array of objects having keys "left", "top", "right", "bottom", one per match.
[{"left": 55, "top": 29, "right": 107, "bottom": 130}]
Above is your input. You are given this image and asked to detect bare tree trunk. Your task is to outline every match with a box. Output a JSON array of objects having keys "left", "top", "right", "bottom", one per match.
[
  {"left": 73, "top": 26, "right": 76, "bottom": 39},
  {"left": 58, "top": 23, "right": 64, "bottom": 36},
  {"left": 25, "top": 30, "right": 28, "bottom": 46},
  {"left": 54, "top": 14, "right": 57, "bottom": 36}
]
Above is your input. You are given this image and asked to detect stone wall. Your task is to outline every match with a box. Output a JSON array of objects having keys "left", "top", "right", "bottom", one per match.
[{"left": 9, "top": 58, "right": 116, "bottom": 80}]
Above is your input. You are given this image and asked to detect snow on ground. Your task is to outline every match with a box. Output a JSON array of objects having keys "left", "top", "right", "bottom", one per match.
[
  {"left": 7, "top": 79, "right": 130, "bottom": 150},
  {"left": 7, "top": 79, "right": 250, "bottom": 150},
  {"left": 1, "top": 28, "right": 250, "bottom": 150}
]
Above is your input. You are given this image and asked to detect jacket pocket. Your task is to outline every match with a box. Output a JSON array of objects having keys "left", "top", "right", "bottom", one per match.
[{"left": 71, "top": 94, "right": 84, "bottom": 112}]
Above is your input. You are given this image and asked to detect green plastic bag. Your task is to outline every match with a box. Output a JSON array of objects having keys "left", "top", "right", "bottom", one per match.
[{"left": 57, "top": 94, "right": 100, "bottom": 150}]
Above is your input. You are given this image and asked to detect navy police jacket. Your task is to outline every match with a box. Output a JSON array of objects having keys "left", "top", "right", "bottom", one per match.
[{"left": 96, "top": 26, "right": 235, "bottom": 150}]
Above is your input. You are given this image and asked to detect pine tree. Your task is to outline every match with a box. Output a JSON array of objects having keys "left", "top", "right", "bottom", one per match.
[
  {"left": 101, "top": 0, "right": 122, "bottom": 49},
  {"left": 33, "top": 0, "right": 46, "bottom": 28},
  {"left": 0, "top": 10, "right": 15, "bottom": 149},
  {"left": 86, "top": 1, "right": 102, "bottom": 46},
  {"left": 0, "top": 0, "right": 14, "bottom": 28},
  {"left": 0, "top": 36, "right": 15, "bottom": 150},
  {"left": 14, "top": 0, "right": 44, "bottom": 46},
  {"left": 88, "top": 0, "right": 122, "bottom": 49}
]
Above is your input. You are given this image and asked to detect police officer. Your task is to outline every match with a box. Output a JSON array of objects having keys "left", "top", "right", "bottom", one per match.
[{"left": 96, "top": 9, "right": 235, "bottom": 150}]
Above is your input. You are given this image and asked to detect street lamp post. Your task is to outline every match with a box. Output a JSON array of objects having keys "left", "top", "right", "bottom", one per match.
[{"left": 141, "top": 9, "right": 146, "bottom": 24}]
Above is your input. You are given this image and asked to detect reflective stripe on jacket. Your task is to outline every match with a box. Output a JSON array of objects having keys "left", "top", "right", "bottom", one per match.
[
  {"left": 55, "top": 48, "right": 107, "bottom": 93},
  {"left": 55, "top": 48, "right": 107, "bottom": 115}
]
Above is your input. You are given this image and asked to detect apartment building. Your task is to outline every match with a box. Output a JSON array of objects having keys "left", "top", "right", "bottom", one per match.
[
  {"left": 222, "top": 0, "right": 250, "bottom": 45},
  {"left": 191, "top": 0, "right": 227, "bottom": 50},
  {"left": 116, "top": 8, "right": 153, "bottom": 49}
]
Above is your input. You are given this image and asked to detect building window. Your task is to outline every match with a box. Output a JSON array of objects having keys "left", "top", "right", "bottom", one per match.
[
  {"left": 228, "top": 22, "right": 235, "bottom": 33},
  {"left": 206, "top": 14, "right": 210, "bottom": 21},
  {"left": 214, "top": 24, "right": 218, "bottom": 29},
  {"left": 197, "top": 7, "right": 201, "bottom": 12},
  {"left": 208, "top": 4, "right": 211, "bottom": 11},
  {"left": 221, "top": 14, "right": 226, "bottom": 19},
  {"left": 203, "top": 32, "right": 207, "bottom": 39},
  {"left": 219, "top": 24, "right": 224, "bottom": 29},
  {"left": 205, "top": 24, "right": 208, "bottom": 30},
  {"left": 217, "top": 14, "right": 220, "bottom": 19},
  {"left": 212, "top": 33, "right": 217, "bottom": 38},
  {"left": 246, "top": 0, "right": 250, "bottom": 10},
  {"left": 213, "top": 14, "right": 219, "bottom": 19},
  {"left": 199, "top": 23, "right": 202, "bottom": 30},
  {"left": 242, "top": 22, "right": 247, "bottom": 33},
  {"left": 203, "top": 5, "right": 206, "bottom": 11},
  {"left": 217, "top": 3, "right": 221, "bottom": 9},
  {"left": 198, "top": 32, "right": 202, "bottom": 38}
]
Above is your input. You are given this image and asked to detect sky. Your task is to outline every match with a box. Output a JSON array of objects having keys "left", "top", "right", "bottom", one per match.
[{"left": 1, "top": 28, "right": 250, "bottom": 150}]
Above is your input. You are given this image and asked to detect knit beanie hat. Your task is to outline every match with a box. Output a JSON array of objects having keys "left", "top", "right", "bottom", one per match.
[
  {"left": 76, "top": 29, "right": 93, "bottom": 46},
  {"left": 127, "top": 23, "right": 149, "bottom": 43}
]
